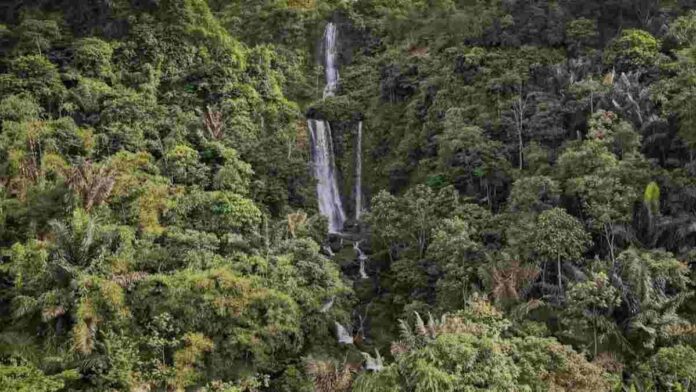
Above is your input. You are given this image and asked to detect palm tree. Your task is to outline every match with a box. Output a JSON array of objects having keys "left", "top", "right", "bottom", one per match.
[
  {"left": 7, "top": 210, "right": 123, "bottom": 356},
  {"left": 61, "top": 160, "right": 116, "bottom": 212},
  {"left": 305, "top": 358, "right": 357, "bottom": 392}
]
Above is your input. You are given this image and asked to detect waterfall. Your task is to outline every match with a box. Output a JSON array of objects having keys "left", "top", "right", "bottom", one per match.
[
  {"left": 308, "top": 22, "right": 346, "bottom": 233},
  {"left": 335, "top": 321, "right": 354, "bottom": 345},
  {"left": 355, "top": 121, "right": 363, "bottom": 221},
  {"left": 309, "top": 119, "right": 346, "bottom": 233},
  {"left": 323, "top": 22, "right": 339, "bottom": 98},
  {"left": 354, "top": 241, "right": 369, "bottom": 279}
]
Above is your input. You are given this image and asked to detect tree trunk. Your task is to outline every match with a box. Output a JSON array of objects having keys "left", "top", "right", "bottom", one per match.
[
  {"left": 541, "top": 260, "right": 547, "bottom": 294},
  {"left": 518, "top": 124, "right": 524, "bottom": 170},
  {"left": 590, "top": 90, "right": 594, "bottom": 114},
  {"left": 593, "top": 321, "right": 598, "bottom": 358},
  {"left": 604, "top": 223, "right": 616, "bottom": 265},
  {"left": 557, "top": 254, "right": 563, "bottom": 293},
  {"left": 420, "top": 232, "right": 425, "bottom": 258},
  {"left": 512, "top": 88, "right": 527, "bottom": 170},
  {"left": 264, "top": 216, "right": 270, "bottom": 257}
]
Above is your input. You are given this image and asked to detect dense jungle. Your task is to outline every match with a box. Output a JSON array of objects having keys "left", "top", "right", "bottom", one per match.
[{"left": 1, "top": 0, "right": 696, "bottom": 391}]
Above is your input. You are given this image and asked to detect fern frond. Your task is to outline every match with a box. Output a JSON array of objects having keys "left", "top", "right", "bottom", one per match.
[
  {"left": 398, "top": 319, "right": 416, "bottom": 347},
  {"left": 414, "top": 312, "right": 427, "bottom": 337},
  {"left": 427, "top": 313, "right": 437, "bottom": 338}
]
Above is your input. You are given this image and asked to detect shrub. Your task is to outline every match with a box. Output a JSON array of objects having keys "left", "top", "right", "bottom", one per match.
[{"left": 604, "top": 29, "right": 660, "bottom": 69}]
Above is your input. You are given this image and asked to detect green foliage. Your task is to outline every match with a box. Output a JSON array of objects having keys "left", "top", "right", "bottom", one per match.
[
  {"left": 437, "top": 109, "right": 510, "bottom": 192},
  {"left": 605, "top": 29, "right": 661, "bottom": 68},
  {"left": 132, "top": 267, "right": 303, "bottom": 379},
  {"left": 0, "top": 55, "right": 66, "bottom": 108},
  {"left": 668, "top": 10, "right": 696, "bottom": 47},
  {"left": 507, "top": 176, "right": 560, "bottom": 213},
  {"left": 354, "top": 297, "right": 612, "bottom": 392},
  {"left": 171, "top": 190, "right": 262, "bottom": 235},
  {"left": 527, "top": 207, "right": 590, "bottom": 263},
  {"left": 566, "top": 18, "right": 598, "bottom": 42},
  {"left": 13, "top": 17, "right": 62, "bottom": 55},
  {"left": 427, "top": 218, "right": 484, "bottom": 309},
  {"left": 556, "top": 121, "right": 650, "bottom": 244},
  {"left": 0, "top": 93, "right": 42, "bottom": 122},
  {"left": 653, "top": 18, "right": 696, "bottom": 148},
  {"left": 366, "top": 185, "right": 464, "bottom": 257},
  {"left": 563, "top": 272, "right": 621, "bottom": 356},
  {"left": 615, "top": 248, "right": 692, "bottom": 353},
  {"left": 0, "top": 1, "right": 322, "bottom": 387},
  {"left": 588, "top": 110, "right": 641, "bottom": 156},
  {"left": 72, "top": 37, "right": 115, "bottom": 80},
  {"left": 309, "top": 95, "right": 362, "bottom": 122},
  {"left": 0, "top": 361, "right": 78, "bottom": 392},
  {"left": 644, "top": 181, "right": 661, "bottom": 214},
  {"left": 633, "top": 345, "right": 696, "bottom": 391},
  {"left": 163, "top": 144, "right": 210, "bottom": 186}
]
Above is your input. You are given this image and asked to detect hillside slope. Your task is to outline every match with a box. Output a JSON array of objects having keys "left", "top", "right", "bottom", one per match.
[{"left": 0, "top": 0, "right": 695, "bottom": 391}]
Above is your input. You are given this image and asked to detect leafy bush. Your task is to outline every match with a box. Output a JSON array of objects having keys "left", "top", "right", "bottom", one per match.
[{"left": 604, "top": 29, "right": 661, "bottom": 69}]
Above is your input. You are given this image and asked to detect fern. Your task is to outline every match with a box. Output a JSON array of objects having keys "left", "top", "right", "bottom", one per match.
[
  {"left": 398, "top": 319, "right": 416, "bottom": 347},
  {"left": 414, "top": 312, "right": 427, "bottom": 337},
  {"left": 427, "top": 313, "right": 437, "bottom": 338}
]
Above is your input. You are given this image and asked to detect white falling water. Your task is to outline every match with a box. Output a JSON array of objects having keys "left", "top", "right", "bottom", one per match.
[
  {"left": 309, "top": 119, "right": 346, "bottom": 233},
  {"left": 321, "top": 244, "right": 335, "bottom": 257},
  {"left": 323, "top": 22, "right": 339, "bottom": 98},
  {"left": 354, "top": 241, "right": 369, "bottom": 279},
  {"left": 308, "top": 22, "right": 346, "bottom": 233},
  {"left": 335, "top": 321, "right": 354, "bottom": 345},
  {"left": 319, "top": 295, "right": 335, "bottom": 313},
  {"left": 355, "top": 121, "right": 363, "bottom": 221}
]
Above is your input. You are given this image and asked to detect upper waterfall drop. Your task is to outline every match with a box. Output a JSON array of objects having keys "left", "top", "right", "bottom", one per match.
[{"left": 323, "top": 22, "right": 339, "bottom": 98}]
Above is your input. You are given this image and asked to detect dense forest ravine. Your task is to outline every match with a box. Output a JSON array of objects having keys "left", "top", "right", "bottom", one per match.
[{"left": 1, "top": 1, "right": 696, "bottom": 391}]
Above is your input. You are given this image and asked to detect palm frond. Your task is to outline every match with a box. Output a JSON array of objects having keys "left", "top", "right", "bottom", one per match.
[
  {"left": 0, "top": 331, "right": 39, "bottom": 361},
  {"left": 12, "top": 295, "right": 39, "bottom": 319}
]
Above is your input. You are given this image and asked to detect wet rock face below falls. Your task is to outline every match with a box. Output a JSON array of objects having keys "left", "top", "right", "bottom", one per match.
[{"left": 329, "top": 236, "right": 373, "bottom": 284}]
